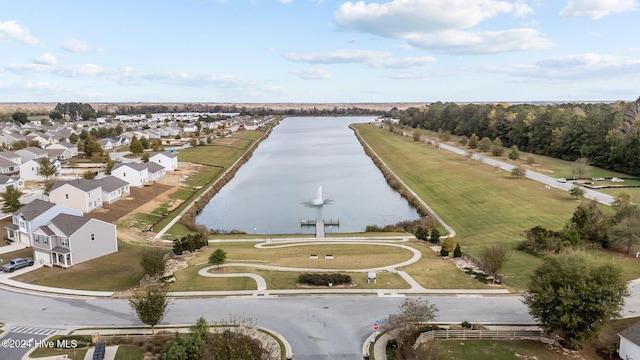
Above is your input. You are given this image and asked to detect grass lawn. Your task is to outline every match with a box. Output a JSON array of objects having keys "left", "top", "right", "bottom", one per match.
[
  {"left": 420, "top": 339, "right": 570, "bottom": 360},
  {"left": 170, "top": 239, "right": 497, "bottom": 291},
  {"left": 354, "top": 124, "right": 640, "bottom": 290},
  {"left": 12, "top": 241, "right": 157, "bottom": 291}
]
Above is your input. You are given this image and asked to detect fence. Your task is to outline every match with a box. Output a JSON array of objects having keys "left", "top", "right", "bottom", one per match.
[{"left": 413, "top": 329, "right": 551, "bottom": 349}]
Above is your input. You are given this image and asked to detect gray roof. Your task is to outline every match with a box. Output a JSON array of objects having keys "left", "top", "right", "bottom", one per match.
[
  {"left": 17, "top": 147, "right": 48, "bottom": 156},
  {"left": 51, "top": 178, "right": 101, "bottom": 192},
  {"left": 0, "top": 157, "right": 15, "bottom": 168},
  {"left": 151, "top": 151, "right": 177, "bottom": 158},
  {"left": 49, "top": 213, "right": 91, "bottom": 236},
  {"left": 620, "top": 321, "right": 640, "bottom": 346},
  {"left": 97, "top": 176, "right": 129, "bottom": 192},
  {"left": 14, "top": 199, "right": 56, "bottom": 221},
  {"left": 0, "top": 151, "right": 20, "bottom": 159},
  {"left": 113, "top": 162, "right": 148, "bottom": 172},
  {"left": 147, "top": 162, "right": 164, "bottom": 173},
  {"left": 38, "top": 225, "right": 56, "bottom": 236}
]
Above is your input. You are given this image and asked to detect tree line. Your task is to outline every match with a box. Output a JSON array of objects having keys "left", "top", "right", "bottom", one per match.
[{"left": 399, "top": 98, "right": 640, "bottom": 175}]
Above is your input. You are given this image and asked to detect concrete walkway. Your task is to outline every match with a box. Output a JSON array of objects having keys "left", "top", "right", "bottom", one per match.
[{"left": 0, "top": 242, "right": 29, "bottom": 255}]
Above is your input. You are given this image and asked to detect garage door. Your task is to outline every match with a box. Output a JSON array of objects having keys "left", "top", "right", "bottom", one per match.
[{"left": 34, "top": 250, "right": 50, "bottom": 266}]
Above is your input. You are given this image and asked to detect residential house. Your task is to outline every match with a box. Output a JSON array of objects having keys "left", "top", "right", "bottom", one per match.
[
  {"left": 146, "top": 162, "right": 166, "bottom": 182},
  {"left": 19, "top": 158, "right": 62, "bottom": 181},
  {"left": 45, "top": 148, "right": 74, "bottom": 162},
  {"left": 0, "top": 175, "right": 24, "bottom": 192},
  {"left": 49, "top": 178, "right": 103, "bottom": 213},
  {"left": 96, "top": 176, "right": 130, "bottom": 204},
  {"left": 5, "top": 199, "right": 82, "bottom": 246},
  {"left": 31, "top": 213, "right": 118, "bottom": 267},
  {"left": 0, "top": 151, "right": 23, "bottom": 165},
  {"left": 149, "top": 151, "right": 178, "bottom": 171},
  {"left": 98, "top": 138, "right": 115, "bottom": 151},
  {"left": 111, "top": 162, "right": 149, "bottom": 188},
  {"left": 25, "top": 133, "right": 51, "bottom": 147},
  {"left": 0, "top": 157, "right": 19, "bottom": 174},
  {"left": 620, "top": 321, "right": 640, "bottom": 360},
  {"left": 15, "top": 147, "right": 49, "bottom": 163},
  {"left": 46, "top": 141, "right": 78, "bottom": 157}
]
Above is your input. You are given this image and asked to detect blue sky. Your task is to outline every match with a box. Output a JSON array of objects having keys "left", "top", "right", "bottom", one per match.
[{"left": 1, "top": 0, "right": 639, "bottom": 103}]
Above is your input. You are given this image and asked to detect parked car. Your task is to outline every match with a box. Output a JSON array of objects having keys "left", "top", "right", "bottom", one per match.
[
  {"left": 557, "top": 178, "right": 567, "bottom": 183},
  {"left": 1, "top": 258, "right": 34, "bottom": 273}
]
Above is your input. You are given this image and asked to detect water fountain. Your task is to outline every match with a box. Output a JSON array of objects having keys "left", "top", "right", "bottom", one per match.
[{"left": 312, "top": 186, "right": 324, "bottom": 206}]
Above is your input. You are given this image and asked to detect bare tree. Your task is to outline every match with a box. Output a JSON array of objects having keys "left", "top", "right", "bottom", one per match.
[
  {"left": 480, "top": 244, "right": 509, "bottom": 283},
  {"left": 383, "top": 298, "right": 438, "bottom": 359},
  {"left": 572, "top": 157, "right": 590, "bottom": 178}
]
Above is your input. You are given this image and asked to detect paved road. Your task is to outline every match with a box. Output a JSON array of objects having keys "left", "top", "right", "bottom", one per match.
[{"left": 0, "top": 289, "right": 535, "bottom": 360}]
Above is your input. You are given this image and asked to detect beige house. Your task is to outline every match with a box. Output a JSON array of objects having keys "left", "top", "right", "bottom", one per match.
[
  {"left": 49, "top": 179, "right": 103, "bottom": 213},
  {"left": 31, "top": 213, "right": 118, "bottom": 267}
]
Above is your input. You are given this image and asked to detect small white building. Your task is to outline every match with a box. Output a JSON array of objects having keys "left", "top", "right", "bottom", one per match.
[
  {"left": 619, "top": 321, "right": 640, "bottom": 360},
  {"left": 19, "top": 159, "right": 62, "bottom": 181},
  {"left": 111, "top": 162, "right": 149, "bottom": 188},
  {"left": 149, "top": 151, "right": 178, "bottom": 171}
]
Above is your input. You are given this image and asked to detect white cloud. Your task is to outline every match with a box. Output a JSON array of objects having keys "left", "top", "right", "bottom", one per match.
[
  {"left": 481, "top": 53, "right": 640, "bottom": 80},
  {"left": 285, "top": 49, "right": 390, "bottom": 64},
  {"left": 0, "top": 20, "right": 39, "bottom": 45},
  {"left": 406, "top": 28, "right": 555, "bottom": 54},
  {"left": 559, "top": 0, "right": 638, "bottom": 19},
  {"left": 33, "top": 53, "right": 57, "bottom": 65},
  {"left": 292, "top": 68, "right": 332, "bottom": 80},
  {"left": 371, "top": 56, "right": 436, "bottom": 68},
  {"left": 334, "top": 0, "right": 554, "bottom": 54},
  {"left": 284, "top": 49, "right": 436, "bottom": 69},
  {"left": 61, "top": 38, "right": 102, "bottom": 53}
]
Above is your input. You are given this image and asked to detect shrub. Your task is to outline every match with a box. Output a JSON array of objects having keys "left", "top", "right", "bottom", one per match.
[
  {"left": 442, "top": 237, "right": 455, "bottom": 252},
  {"left": 461, "top": 321, "right": 473, "bottom": 329},
  {"left": 173, "top": 233, "right": 208, "bottom": 255},
  {"left": 298, "top": 273, "right": 352, "bottom": 286},
  {"left": 440, "top": 249, "right": 449, "bottom": 257},
  {"left": 453, "top": 243, "right": 462, "bottom": 257}
]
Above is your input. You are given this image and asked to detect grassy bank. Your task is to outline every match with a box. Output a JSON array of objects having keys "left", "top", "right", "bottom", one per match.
[{"left": 353, "top": 123, "right": 640, "bottom": 290}]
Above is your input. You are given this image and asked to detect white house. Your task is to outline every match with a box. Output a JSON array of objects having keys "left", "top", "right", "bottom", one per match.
[
  {"left": 146, "top": 162, "right": 166, "bottom": 182},
  {"left": 96, "top": 176, "right": 130, "bottom": 204},
  {"left": 49, "top": 178, "right": 103, "bottom": 213},
  {"left": 619, "top": 321, "right": 640, "bottom": 360},
  {"left": 149, "top": 152, "right": 178, "bottom": 171},
  {"left": 0, "top": 157, "right": 19, "bottom": 174},
  {"left": 111, "top": 162, "right": 149, "bottom": 188},
  {"left": 0, "top": 175, "right": 24, "bottom": 192},
  {"left": 31, "top": 213, "right": 118, "bottom": 268},
  {"left": 0, "top": 151, "right": 23, "bottom": 165},
  {"left": 19, "top": 159, "right": 62, "bottom": 181},
  {"left": 5, "top": 199, "right": 82, "bottom": 246},
  {"left": 15, "top": 147, "right": 49, "bottom": 163},
  {"left": 46, "top": 141, "right": 78, "bottom": 157}
]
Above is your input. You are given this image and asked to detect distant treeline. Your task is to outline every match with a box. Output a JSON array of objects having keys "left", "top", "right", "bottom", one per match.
[{"left": 398, "top": 98, "right": 640, "bottom": 176}]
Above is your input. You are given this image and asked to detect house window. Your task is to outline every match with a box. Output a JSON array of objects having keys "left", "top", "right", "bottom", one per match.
[
  {"left": 90, "top": 233, "right": 95, "bottom": 241},
  {"left": 61, "top": 238, "right": 69, "bottom": 246},
  {"left": 19, "top": 220, "right": 25, "bottom": 228},
  {"left": 34, "top": 235, "right": 40, "bottom": 243},
  {"left": 43, "top": 237, "right": 48, "bottom": 245}
]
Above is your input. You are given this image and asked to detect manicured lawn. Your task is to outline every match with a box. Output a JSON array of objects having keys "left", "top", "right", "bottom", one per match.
[
  {"left": 420, "top": 339, "right": 570, "bottom": 360},
  {"left": 170, "top": 239, "right": 498, "bottom": 291},
  {"left": 12, "top": 241, "right": 157, "bottom": 291},
  {"left": 354, "top": 124, "right": 640, "bottom": 290}
]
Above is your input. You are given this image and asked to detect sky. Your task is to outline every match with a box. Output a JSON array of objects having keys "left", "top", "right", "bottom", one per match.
[{"left": 1, "top": 0, "right": 639, "bottom": 103}]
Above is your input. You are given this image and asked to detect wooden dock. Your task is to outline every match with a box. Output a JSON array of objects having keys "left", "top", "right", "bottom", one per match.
[{"left": 300, "top": 218, "right": 340, "bottom": 238}]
